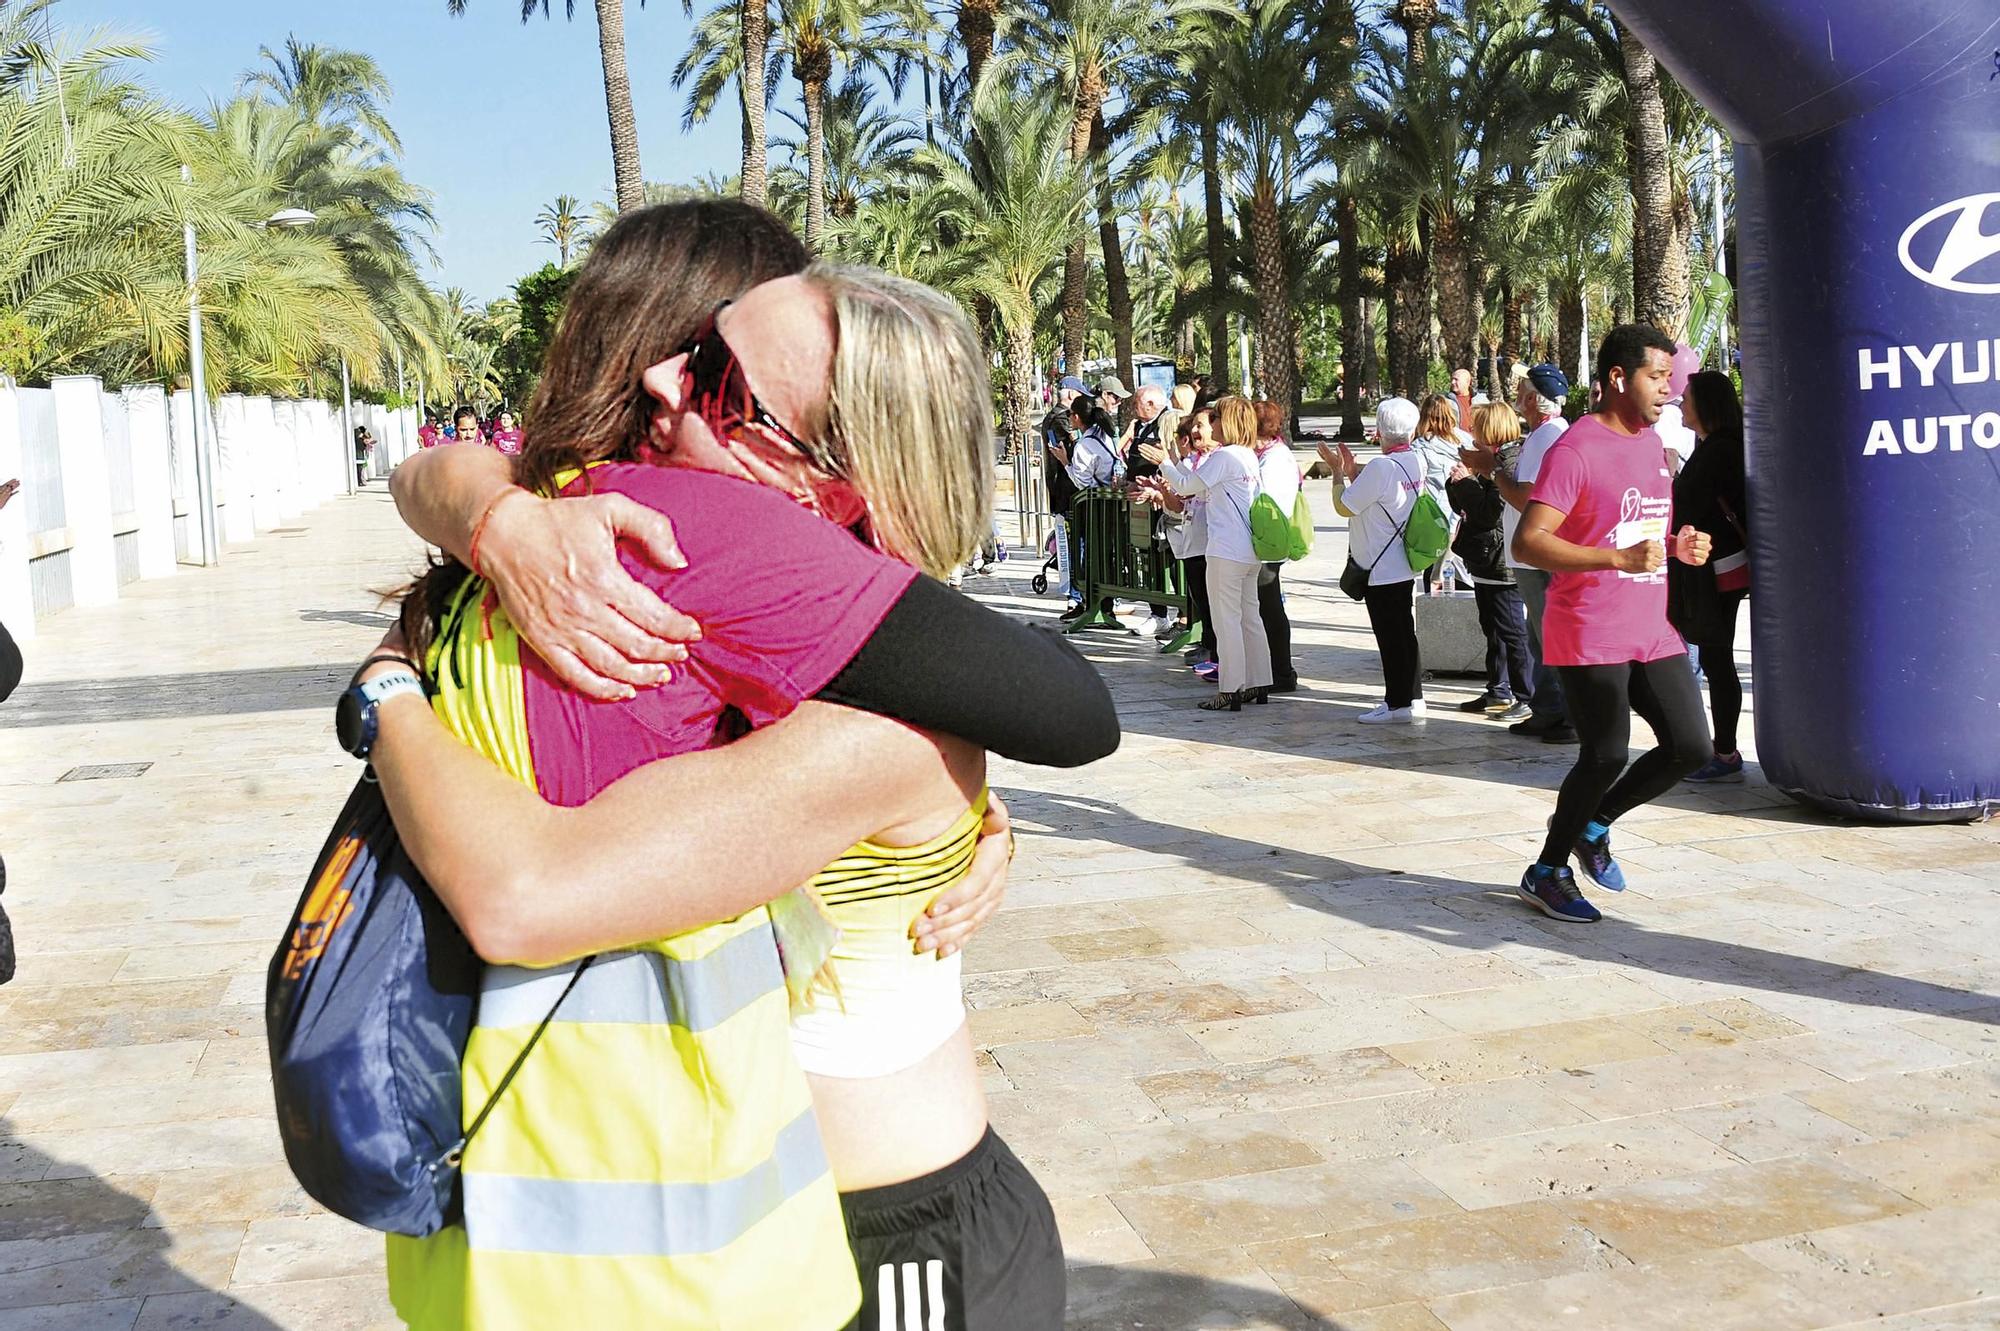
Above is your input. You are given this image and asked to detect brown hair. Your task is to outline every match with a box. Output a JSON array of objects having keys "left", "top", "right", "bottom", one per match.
[
  {"left": 1471, "top": 401, "right": 1522, "bottom": 451},
  {"left": 401, "top": 200, "right": 809, "bottom": 663},
  {"left": 1685, "top": 370, "right": 1742, "bottom": 437},
  {"left": 1214, "top": 396, "right": 1257, "bottom": 447},
  {"left": 1417, "top": 393, "right": 1459, "bottom": 442},
  {"left": 1252, "top": 399, "right": 1285, "bottom": 440}
]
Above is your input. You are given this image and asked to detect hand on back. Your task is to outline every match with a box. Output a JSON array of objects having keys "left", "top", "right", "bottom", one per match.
[{"left": 478, "top": 490, "right": 703, "bottom": 701}]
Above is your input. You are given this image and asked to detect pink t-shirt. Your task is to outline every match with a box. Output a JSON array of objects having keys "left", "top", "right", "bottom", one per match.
[
  {"left": 521, "top": 465, "right": 918, "bottom": 806},
  {"left": 1531, "top": 415, "right": 1683, "bottom": 668},
  {"left": 490, "top": 427, "right": 524, "bottom": 456}
]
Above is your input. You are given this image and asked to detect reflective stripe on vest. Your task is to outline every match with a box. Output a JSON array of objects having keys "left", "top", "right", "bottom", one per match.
[
  {"left": 461, "top": 1102, "right": 830, "bottom": 1257},
  {"left": 477, "top": 929, "right": 783, "bottom": 1034}
]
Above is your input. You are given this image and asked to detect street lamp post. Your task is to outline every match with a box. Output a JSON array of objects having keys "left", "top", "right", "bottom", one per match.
[
  {"left": 180, "top": 187, "right": 320, "bottom": 566},
  {"left": 181, "top": 166, "right": 220, "bottom": 568}
]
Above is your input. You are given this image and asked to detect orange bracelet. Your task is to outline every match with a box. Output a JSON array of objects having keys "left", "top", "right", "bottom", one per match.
[{"left": 467, "top": 488, "right": 524, "bottom": 578}]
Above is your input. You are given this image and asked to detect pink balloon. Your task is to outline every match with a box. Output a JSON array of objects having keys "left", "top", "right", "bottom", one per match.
[{"left": 1669, "top": 344, "right": 1702, "bottom": 400}]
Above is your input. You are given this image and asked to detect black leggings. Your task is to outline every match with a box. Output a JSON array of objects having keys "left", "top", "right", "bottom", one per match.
[
  {"left": 1687, "top": 591, "right": 1748, "bottom": 753},
  {"left": 1541, "top": 654, "right": 1710, "bottom": 866},
  {"left": 1259, "top": 564, "right": 1295, "bottom": 686},
  {"left": 1363, "top": 580, "right": 1422, "bottom": 709},
  {"left": 0, "top": 619, "right": 19, "bottom": 705},
  {"left": 1185, "top": 556, "right": 1216, "bottom": 656}
]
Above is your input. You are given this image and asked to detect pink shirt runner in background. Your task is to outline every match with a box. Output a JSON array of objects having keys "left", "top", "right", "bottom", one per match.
[
  {"left": 489, "top": 427, "right": 524, "bottom": 456},
  {"left": 418, "top": 424, "right": 442, "bottom": 450},
  {"left": 522, "top": 465, "right": 917, "bottom": 806},
  {"left": 1530, "top": 415, "right": 1683, "bottom": 668}
]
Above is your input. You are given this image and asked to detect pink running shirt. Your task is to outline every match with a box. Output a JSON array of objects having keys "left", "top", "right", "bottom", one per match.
[
  {"left": 1530, "top": 415, "right": 1684, "bottom": 668},
  {"left": 521, "top": 465, "right": 918, "bottom": 806}
]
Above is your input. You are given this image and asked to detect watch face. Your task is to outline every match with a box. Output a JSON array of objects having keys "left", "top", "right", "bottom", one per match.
[{"left": 335, "top": 688, "right": 365, "bottom": 756}]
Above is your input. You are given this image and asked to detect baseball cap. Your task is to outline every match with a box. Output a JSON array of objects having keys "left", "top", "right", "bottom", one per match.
[
  {"left": 1058, "top": 375, "right": 1089, "bottom": 394},
  {"left": 1526, "top": 363, "right": 1570, "bottom": 401},
  {"left": 1095, "top": 376, "right": 1131, "bottom": 399}
]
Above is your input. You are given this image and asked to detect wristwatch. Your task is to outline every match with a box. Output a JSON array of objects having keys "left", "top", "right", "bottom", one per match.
[{"left": 335, "top": 668, "right": 425, "bottom": 760}]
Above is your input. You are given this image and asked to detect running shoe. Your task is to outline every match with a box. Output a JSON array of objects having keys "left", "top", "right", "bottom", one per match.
[
  {"left": 1571, "top": 826, "right": 1628, "bottom": 892},
  {"left": 1193, "top": 660, "right": 1219, "bottom": 680},
  {"left": 1357, "top": 702, "right": 1426, "bottom": 725},
  {"left": 1058, "top": 603, "right": 1087, "bottom": 621},
  {"left": 1685, "top": 751, "right": 1746, "bottom": 784},
  {"left": 1509, "top": 712, "right": 1566, "bottom": 736},
  {"left": 1458, "top": 692, "right": 1510, "bottom": 713},
  {"left": 1515, "top": 864, "right": 1601, "bottom": 923},
  {"left": 1495, "top": 701, "right": 1533, "bottom": 722}
]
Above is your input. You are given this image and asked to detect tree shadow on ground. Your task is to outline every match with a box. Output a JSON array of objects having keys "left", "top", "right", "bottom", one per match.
[
  {"left": 1057, "top": 595, "right": 1816, "bottom": 831},
  {"left": 1007, "top": 793, "right": 1999, "bottom": 1031},
  {"left": 1067, "top": 1258, "right": 1343, "bottom": 1329},
  {"left": 0, "top": 1126, "right": 285, "bottom": 1327}
]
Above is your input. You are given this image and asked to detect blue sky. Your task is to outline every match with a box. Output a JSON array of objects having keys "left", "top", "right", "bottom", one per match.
[{"left": 62, "top": 0, "right": 749, "bottom": 301}]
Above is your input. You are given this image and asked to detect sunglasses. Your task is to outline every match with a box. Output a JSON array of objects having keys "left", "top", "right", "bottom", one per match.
[{"left": 677, "top": 302, "right": 814, "bottom": 459}]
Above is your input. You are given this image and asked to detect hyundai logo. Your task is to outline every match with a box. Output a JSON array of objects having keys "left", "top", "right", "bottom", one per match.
[{"left": 1899, "top": 194, "right": 2000, "bottom": 294}]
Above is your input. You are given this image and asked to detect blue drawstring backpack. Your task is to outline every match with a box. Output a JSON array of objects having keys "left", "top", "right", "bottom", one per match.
[
  {"left": 266, "top": 774, "right": 480, "bottom": 1235},
  {"left": 266, "top": 774, "right": 591, "bottom": 1236}
]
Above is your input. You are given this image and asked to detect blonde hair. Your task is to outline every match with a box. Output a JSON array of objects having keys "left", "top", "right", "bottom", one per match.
[
  {"left": 1214, "top": 395, "right": 1258, "bottom": 447},
  {"left": 1471, "top": 401, "right": 1523, "bottom": 451},
  {"left": 803, "top": 262, "right": 994, "bottom": 579},
  {"left": 1171, "top": 383, "right": 1196, "bottom": 413}
]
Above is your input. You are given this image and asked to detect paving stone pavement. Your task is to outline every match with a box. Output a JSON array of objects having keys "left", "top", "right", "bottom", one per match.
[{"left": 1, "top": 484, "right": 1997, "bottom": 1331}]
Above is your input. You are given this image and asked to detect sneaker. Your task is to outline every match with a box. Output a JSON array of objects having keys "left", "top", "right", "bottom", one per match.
[
  {"left": 1539, "top": 724, "right": 1578, "bottom": 744},
  {"left": 1495, "top": 701, "right": 1533, "bottom": 722},
  {"left": 1685, "top": 751, "right": 1746, "bottom": 784},
  {"left": 1130, "top": 613, "right": 1160, "bottom": 637},
  {"left": 1458, "top": 692, "right": 1509, "bottom": 713},
  {"left": 1193, "top": 660, "right": 1219, "bottom": 680},
  {"left": 1509, "top": 712, "right": 1566, "bottom": 736},
  {"left": 1358, "top": 702, "right": 1425, "bottom": 725},
  {"left": 1571, "top": 826, "right": 1628, "bottom": 892},
  {"left": 1515, "top": 864, "right": 1601, "bottom": 923},
  {"left": 1058, "top": 602, "right": 1087, "bottom": 622}
]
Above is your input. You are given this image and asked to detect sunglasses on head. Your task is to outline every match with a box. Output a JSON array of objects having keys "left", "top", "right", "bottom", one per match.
[{"left": 677, "top": 302, "right": 812, "bottom": 457}]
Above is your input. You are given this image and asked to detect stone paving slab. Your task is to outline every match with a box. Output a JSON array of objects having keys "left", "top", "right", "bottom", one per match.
[{"left": 0, "top": 485, "right": 1996, "bottom": 1329}]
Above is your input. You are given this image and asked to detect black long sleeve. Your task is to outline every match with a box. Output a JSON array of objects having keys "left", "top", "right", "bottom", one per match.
[{"left": 815, "top": 575, "right": 1120, "bottom": 768}]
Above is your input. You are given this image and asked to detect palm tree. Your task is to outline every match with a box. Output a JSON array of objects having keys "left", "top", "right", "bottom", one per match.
[
  {"left": 535, "top": 194, "right": 591, "bottom": 265},
  {"left": 1208, "top": 0, "right": 1346, "bottom": 421},
  {"left": 923, "top": 82, "right": 1090, "bottom": 459},
  {"left": 241, "top": 39, "right": 403, "bottom": 156},
  {"left": 1006, "top": 0, "right": 1229, "bottom": 379},
  {"left": 451, "top": 1, "right": 643, "bottom": 213},
  {"left": 771, "top": 73, "right": 921, "bottom": 224},
  {"left": 1546, "top": 1, "right": 1704, "bottom": 338},
  {"left": 678, "top": 0, "right": 911, "bottom": 250}
]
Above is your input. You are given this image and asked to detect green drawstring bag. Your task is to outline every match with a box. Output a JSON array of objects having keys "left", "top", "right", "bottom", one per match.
[
  {"left": 1287, "top": 489, "right": 1315, "bottom": 560},
  {"left": 1403, "top": 488, "right": 1451, "bottom": 572},
  {"left": 1250, "top": 490, "right": 1317, "bottom": 562}
]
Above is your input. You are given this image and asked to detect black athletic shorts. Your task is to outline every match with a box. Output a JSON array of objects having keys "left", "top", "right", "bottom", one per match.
[{"left": 839, "top": 1127, "right": 1064, "bottom": 1331}]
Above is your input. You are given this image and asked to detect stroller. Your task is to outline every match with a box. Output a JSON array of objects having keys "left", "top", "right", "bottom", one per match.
[{"left": 1029, "top": 529, "right": 1060, "bottom": 595}]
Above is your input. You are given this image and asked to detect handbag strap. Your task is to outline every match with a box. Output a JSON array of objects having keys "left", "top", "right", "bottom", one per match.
[
  {"left": 1715, "top": 494, "right": 1748, "bottom": 544},
  {"left": 436, "top": 954, "right": 597, "bottom": 1169}
]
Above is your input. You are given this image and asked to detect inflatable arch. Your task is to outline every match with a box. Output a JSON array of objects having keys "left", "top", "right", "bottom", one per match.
[{"left": 1612, "top": 1, "right": 2000, "bottom": 821}]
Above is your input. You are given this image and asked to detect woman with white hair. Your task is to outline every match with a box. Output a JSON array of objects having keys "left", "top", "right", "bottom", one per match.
[{"left": 1319, "top": 397, "right": 1426, "bottom": 723}]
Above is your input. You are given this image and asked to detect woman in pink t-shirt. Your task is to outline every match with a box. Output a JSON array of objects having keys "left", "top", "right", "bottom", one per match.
[{"left": 1513, "top": 325, "right": 1715, "bottom": 925}]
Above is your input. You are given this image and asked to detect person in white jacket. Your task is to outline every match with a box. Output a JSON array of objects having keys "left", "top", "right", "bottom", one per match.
[
  {"left": 1319, "top": 397, "right": 1426, "bottom": 724},
  {"left": 1168, "top": 397, "right": 1271, "bottom": 711}
]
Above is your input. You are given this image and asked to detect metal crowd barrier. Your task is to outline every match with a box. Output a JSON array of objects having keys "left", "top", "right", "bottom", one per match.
[{"left": 1064, "top": 487, "right": 1200, "bottom": 653}]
